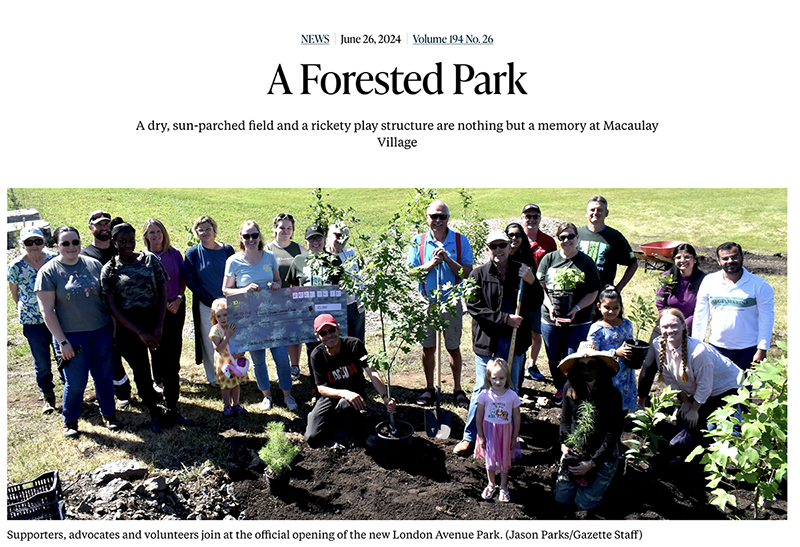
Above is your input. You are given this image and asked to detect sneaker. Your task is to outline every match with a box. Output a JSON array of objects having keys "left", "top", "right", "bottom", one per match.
[
  {"left": 103, "top": 414, "right": 121, "bottom": 431},
  {"left": 284, "top": 395, "right": 298, "bottom": 411},
  {"left": 223, "top": 405, "right": 235, "bottom": 417},
  {"left": 290, "top": 366, "right": 300, "bottom": 380},
  {"left": 153, "top": 382, "right": 164, "bottom": 394},
  {"left": 527, "top": 365, "right": 545, "bottom": 381},
  {"left": 117, "top": 399, "right": 132, "bottom": 410},
  {"left": 453, "top": 440, "right": 474, "bottom": 456},
  {"left": 553, "top": 390, "right": 564, "bottom": 405},
  {"left": 42, "top": 396, "right": 57, "bottom": 414},
  {"left": 259, "top": 396, "right": 273, "bottom": 411},
  {"left": 232, "top": 404, "right": 248, "bottom": 415},
  {"left": 63, "top": 422, "right": 79, "bottom": 438}
]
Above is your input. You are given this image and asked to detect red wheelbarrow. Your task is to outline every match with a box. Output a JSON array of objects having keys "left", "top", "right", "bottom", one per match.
[{"left": 635, "top": 241, "right": 686, "bottom": 271}]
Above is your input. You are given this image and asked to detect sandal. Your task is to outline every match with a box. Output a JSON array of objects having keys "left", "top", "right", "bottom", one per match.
[
  {"left": 498, "top": 488, "right": 510, "bottom": 503},
  {"left": 416, "top": 387, "right": 435, "bottom": 406},
  {"left": 454, "top": 390, "right": 470, "bottom": 409},
  {"left": 481, "top": 484, "right": 497, "bottom": 500}
]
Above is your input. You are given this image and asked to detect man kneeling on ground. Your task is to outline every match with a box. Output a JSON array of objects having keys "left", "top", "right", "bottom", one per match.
[{"left": 304, "top": 314, "right": 396, "bottom": 448}]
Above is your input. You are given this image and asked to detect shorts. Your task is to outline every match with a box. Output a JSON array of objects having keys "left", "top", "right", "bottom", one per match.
[{"left": 421, "top": 300, "right": 463, "bottom": 351}]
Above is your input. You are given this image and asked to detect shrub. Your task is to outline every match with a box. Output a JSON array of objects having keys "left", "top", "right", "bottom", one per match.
[
  {"left": 624, "top": 386, "right": 679, "bottom": 467},
  {"left": 259, "top": 422, "right": 299, "bottom": 478}
]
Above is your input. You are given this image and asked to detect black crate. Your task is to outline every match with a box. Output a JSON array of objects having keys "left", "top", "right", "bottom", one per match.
[{"left": 7, "top": 470, "right": 64, "bottom": 520}]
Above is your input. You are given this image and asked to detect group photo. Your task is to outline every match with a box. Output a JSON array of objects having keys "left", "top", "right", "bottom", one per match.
[{"left": 5, "top": 187, "right": 787, "bottom": 522}]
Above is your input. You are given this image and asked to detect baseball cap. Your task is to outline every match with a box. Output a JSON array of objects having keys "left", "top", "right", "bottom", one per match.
[
  {"left": 314, "top": 314, "right": 339, "bottom": 333},
  {"left": 522, "top": 204, "right": 541, "bottom": 214},
  {"left": 305, "top": 224, "right": 325, "bottom": 239},
  {"left": 89, "top": 210, "right": 111, "bottom": 225},
  {"left": 19, "top": 227, "right": 44, "bottom": 242},
  {"left": 485, "top": 230, "right": 510, "bottom": 245}
]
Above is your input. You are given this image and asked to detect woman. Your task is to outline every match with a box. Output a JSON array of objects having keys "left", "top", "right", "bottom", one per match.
[
  {"left": 506, "top": 222, "right": 542, "bottom": 385},
  {"left": 223, "top": 220, "right": 297, "bottom": 411},
  {"left": 638, "top": 244, "right": 706, "bottom": 406},
  {"left": 8, "top": 227, "right": 58, "bottom": 413},
  {"left": 101, "top": 222, "right": 171, "bottom": 432},
  {"left": 653, "top": 308, "right": 740, "bottom": 456},
  {"left": 35, "top": 226, "right": 117, "bottom": 438},
  {"left": 537, "top": 222, "right": 601, "bottom": 404},
  {"left": 326, "top": 222, "right": 365, "bottom": 342},
  {"left": 554, "top": 341, "right": 623, "bottom": 511},
  {"left": 184, "top": 216, "right": 235, "bottom": 387},
  {"left": 142, "top": 218, "right": 192, "bottom": 426},
  {"left": 265, "top": 213, "right": 307, "bottom": 379}
]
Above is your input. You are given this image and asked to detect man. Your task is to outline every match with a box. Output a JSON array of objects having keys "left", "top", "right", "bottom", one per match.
[
  {"left": 453, "top": 231, "right": 540, "bottom": 456},
  {"left": 304, "top": 314, "right": 396, "bottom": 448},
  {"left": 692, "top": 242, "right": 775, "bottom": 370},
  {"left": 577, "top": 196, "right": 638, "bottom": 292},
  {"left": 80, "top": 210, "right": 133, "bottom": 405},
  {"left": 520, "top": 203, "right": 557, "bottom": 381},
  {"left": 406, "top": 200, "right": 474, "bottom": 409}
]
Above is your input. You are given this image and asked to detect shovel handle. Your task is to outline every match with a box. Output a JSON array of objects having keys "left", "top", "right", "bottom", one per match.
[{"left": 507, "top": 278, "right": 525, "bottom": 366}]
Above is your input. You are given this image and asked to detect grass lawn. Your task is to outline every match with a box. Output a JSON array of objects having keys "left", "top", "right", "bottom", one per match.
[{"left": 5, "top": 187, "right": 788, "bottom": 483}]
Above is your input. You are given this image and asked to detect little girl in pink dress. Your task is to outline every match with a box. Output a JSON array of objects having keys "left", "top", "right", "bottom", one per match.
[
  {"left": 475, "top": 358, "right": 522, "bottom": 503},
  {"left": 209, "top": 298, "right": 248, "bottom": 416}
]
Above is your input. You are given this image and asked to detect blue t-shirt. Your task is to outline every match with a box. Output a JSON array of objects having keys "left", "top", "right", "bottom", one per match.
[
  {"left": 406, "top": 229, "right": 473, "bottom": 301},
  {"left": 184, "top": 243, "right": 234, "bottom": 307},
  {"left": 225, "top": 251, "right": 280, "bottom": 289}
]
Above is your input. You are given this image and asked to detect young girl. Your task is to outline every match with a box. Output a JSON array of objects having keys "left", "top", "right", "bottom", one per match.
[
  {"left": 475, "top": 358, "right": 522, "bottom": 503},
  {"left": 587, "top": 285, "right": 637, "bottom": 413},
  {"left": 209, "top": 298, "right": 247, "bottom": 416}
]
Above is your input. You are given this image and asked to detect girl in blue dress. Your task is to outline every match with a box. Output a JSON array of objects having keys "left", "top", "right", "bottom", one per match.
[{"left": 587, "top": 286, "right": 637, "bottom": 413}]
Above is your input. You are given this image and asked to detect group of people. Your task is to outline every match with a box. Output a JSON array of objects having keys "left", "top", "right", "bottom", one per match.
[{"left": 9, "top": 196, "right": 776, "bottom": 513}]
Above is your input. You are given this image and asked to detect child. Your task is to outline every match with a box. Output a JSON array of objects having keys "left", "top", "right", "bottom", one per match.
[
  {"left": 209, "top": 298, "right": 247, "bottom": 416},
  {"left": 587, "top": 285, "right": 637, "bottom": 413},
  {"left": 475, "top": 358, "right": 522, "bottom": 503}
]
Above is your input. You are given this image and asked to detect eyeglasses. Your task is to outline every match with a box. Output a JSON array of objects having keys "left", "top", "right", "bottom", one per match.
[
  {"left": 241, "top": 232, "right": 260, "bottom": 240},
  {"left": 316, "top": 327, "right": 337, "bottom": 337},
  {"left": 558, "top": 233, "right": 577, "bottom": 242},
  {"left": 196, "top": 227, "right": 214, "bottom": 234},
  {"left": 428, "top": 214, "right": 449, "bottom": 221},
  {"left": 525, "top": 214, "right": 541, "bottom": 220},
  {"left": 507, "top": 233, "right": 523, "bottom": 239},
  {"left": 24, "top": 238, "right": 44, "bottom": 246},
  {"left": 488, "top": 242, "right": 509, "bottom": 250},
  {"left": 59, "top": 240, "right": 81, "bottom": 247}
]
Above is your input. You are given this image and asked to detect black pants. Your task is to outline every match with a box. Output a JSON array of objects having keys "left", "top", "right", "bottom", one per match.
[
  {"left": 151, "top": 300, "right": 186, "bottom": 410},
  {"left": 116, "top": 306, "right": 162, "bottom": 415},
  {"left": 304, "top": 396, "right": 366, "bottom": 448}
]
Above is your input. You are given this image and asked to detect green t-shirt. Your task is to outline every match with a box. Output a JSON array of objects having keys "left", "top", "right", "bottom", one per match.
[
  {"left": 577, "top": 225, "right": 636, "bottom": 288},
  {"left": 537, "top": 251, "right": 601, "bottom": 325}
]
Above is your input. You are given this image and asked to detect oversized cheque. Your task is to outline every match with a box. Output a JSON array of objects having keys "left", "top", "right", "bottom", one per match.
[{"left": 226, "top": 286, "right": 348, "bottom": 354}]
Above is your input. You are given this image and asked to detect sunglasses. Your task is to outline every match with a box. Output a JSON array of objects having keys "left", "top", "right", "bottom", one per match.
[
  {"left": 559, "top": 233, "right": 577, "bottom": 242},
  {"left": 274, "top": 213, "right": 294, "bottom": 223},
  {"left": 507, "top": 232, "right": 523, "bottom": 239},
  {"left": 241, "top": 232, "right": 260, "bottom": 240},
  {"left": 59, "top": 240, "right": 81, "bottom": 247},
  {"left": 525, "top": 214, "right": 541, "bottom": 220},
  {"left": 24, "top": 238, "right": 44, "bottom": 246},
  {"left": 90, "top": 213, "right": 110, "bottom": 222},
  {"left": 428, "top": 214, "right": 449, "bottom": 221},
  {"left": 196, "top": 226, "right": 214, "bottom": 234},
  {"left": 316, "top": 327, "right": 337, "bottom": 337},
  {"left": 488, "top": 242, "right": 509, "bottom": 250}
]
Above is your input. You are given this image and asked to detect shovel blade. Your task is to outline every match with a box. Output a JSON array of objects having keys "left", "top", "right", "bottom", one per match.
[{"left": 424, "top": 408, "right": 452, "bottom": 439}]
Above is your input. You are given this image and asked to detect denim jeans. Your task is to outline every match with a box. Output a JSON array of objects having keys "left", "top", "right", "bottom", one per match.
[
  {"left": 23, "top": 323, "right": 56, "bottom": 397},
  {"left": 250, "top": 346, "right": 292, "bottom": 392},
  {"left": 347, "top": 302, "right": 366, "bottom": 342},
  {"left": 541, "top": 321, "right": 592, "bottom": 392},
  {"left": 462, "top": 337, "right": 524, "bottom": 443},
  {"left": 554, "top": 444, "right": 620, "bottom": 510},
  {"left": 61, "top": 323, "right": 116, "bottom": 423}
]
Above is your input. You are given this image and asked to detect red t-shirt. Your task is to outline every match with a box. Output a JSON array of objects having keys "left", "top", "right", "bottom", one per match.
[{"left": 528, "top": 230, "right": 557, "bottom": 267}]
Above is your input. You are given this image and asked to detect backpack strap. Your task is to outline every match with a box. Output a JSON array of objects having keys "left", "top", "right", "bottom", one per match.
[{"left": 419, "top": 233, "right": 428, "bottom": 298}]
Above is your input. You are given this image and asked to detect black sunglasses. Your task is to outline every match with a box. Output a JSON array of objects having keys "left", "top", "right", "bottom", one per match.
[
  {"left": 316, "top": 327, "right": 337, "bottom": 337},
  {"left": 428, "top": 214, "right": 449, "bottom": 221},
  {"left": 241, "top": 232, "right": 260, "bottom": 240},
  {"left": 24, "top": 238, "right": 44, "bottom": 246},
  {"left": 488, "top": 242, "right": 509, "bottom": 250},
  {"left": 274, "top": 213, "right": 294, "bottom": 222},
  {"left": 559, "top": 233, "right": 577, "bottom": 242},
  {"left": 506, "top": 232, "right": 523, "bottom": 239},
  {"left": 59, "top": 240, "right": 81, "bottom": 247},
  {"left": 525, "top": 214, "right": 541, "bottom": 220}
]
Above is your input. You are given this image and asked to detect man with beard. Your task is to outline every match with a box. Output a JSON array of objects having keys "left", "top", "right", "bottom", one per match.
[
  {"left": 80, "top": 210, "right": 133, "bottom": 404},
  {"left": 692, "top": 242, "right": 775, "bottom": 370}
]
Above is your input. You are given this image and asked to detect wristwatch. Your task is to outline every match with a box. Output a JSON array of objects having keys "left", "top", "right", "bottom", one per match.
[{"left": 59, "top": 339, "right": 70, "bottom": 347}]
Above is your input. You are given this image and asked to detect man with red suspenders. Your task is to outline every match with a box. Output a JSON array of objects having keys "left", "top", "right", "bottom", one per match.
[{"left": 406, "top": 200, "right": 474, "bottom": 409}]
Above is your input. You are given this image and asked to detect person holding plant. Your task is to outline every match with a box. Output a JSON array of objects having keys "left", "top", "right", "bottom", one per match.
[
  {"left": 655, "top": 308, "right": 741, "bottom": 458},
  {"left": 265, "top": 212, "right": 308, "bottom": 379},
  {"left": 637, "top": 243, "right": 706, "bottom": 406},
  {"left": 537, "top": 222, "right": 601, "bottom": 405},
  {"left": 35, "top": 226, "right": 118, "bottom": 438},
  {"left": 554, "top": 341, "right": 623, "bottom": 512},
  {"left": 453, "top": 230, "right": 539, "bottom": 456},
  {"left": 8, "top": 227, "right": 59, "bottom": 414},
  {"left": 101, "top": 221, "right": 173, "bottom": 432},
  {"left": 224, "top": 220, "right": 296, "bottom": 411},
  {"left": 406, "top": 200, "right": 474, "bottom": 409},
  {"left": 184, "top": 215, "right": 235, "bottom": 387},
  {"left": 326, "top": 222, "right": 365, "bottom": 343},
  {"left": 208, "top": 298, "right": 248, "bottom": 416},
  {"left": 587, "top": 285, "right": 637, "bottom": 414},
  {"left": 475, "top": 358, "right": 522, "bottom": 503},
  {"left": 304, "top": 314, "right": 396, "bottom": 448}
]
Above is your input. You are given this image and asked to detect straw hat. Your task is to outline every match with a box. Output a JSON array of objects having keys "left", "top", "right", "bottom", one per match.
[{"left": 557, "top": 341, "right": 619, "bottom": 375}]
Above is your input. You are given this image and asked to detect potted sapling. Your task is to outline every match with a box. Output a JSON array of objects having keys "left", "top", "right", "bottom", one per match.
[
  {"left": 563, "top": 400, "right": 598, "bottom": 486},
  {"left": 622, "top": 294, "right": 658, "bottom": 369},
  {"left": 259, "top": 422, "right": 300, "bottom": 493},
  {"left": 551, "top": 268, "right": 585, "bottom": 319}
]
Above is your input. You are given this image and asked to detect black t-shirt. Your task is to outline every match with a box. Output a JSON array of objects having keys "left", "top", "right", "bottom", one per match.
[
  {"left": 310, "top": 336, "right": 368, "bottom": 397},
  {"left": 81, "top": 244, "right": 117, "bottom": 265}
]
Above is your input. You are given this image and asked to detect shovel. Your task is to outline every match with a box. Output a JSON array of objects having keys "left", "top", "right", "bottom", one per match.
[
  {"left": 508, "top": 278, "right": 525, "bottom": 385},
  {"left": 425, "top": 262, "right": 452, "bottom": 439}
]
